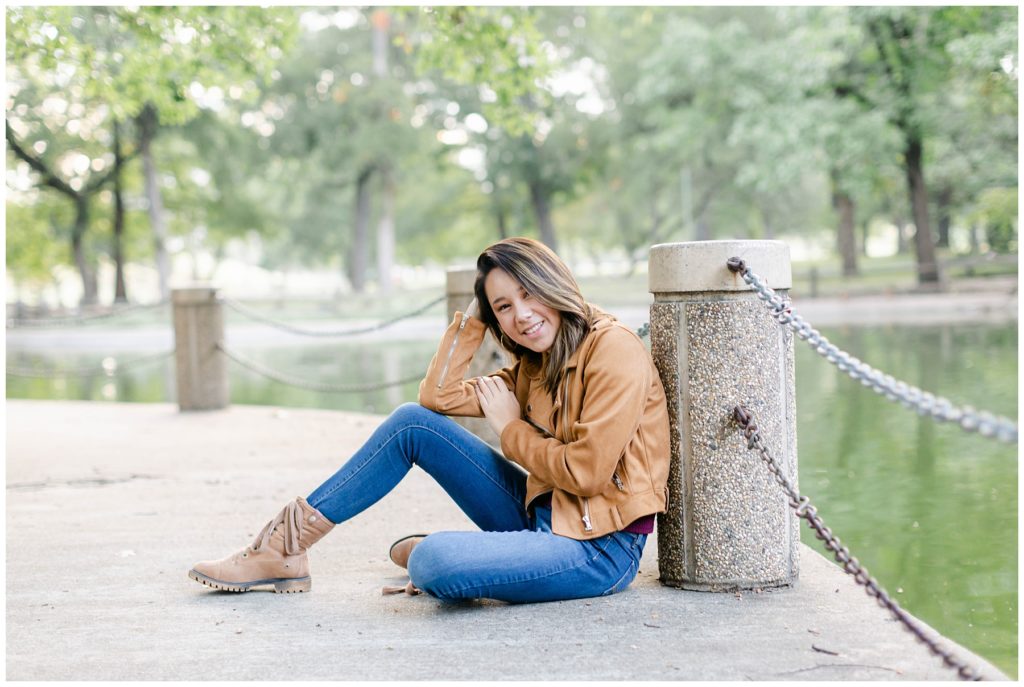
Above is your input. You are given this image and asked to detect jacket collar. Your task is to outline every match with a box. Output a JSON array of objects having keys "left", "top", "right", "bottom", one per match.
[
  {"left": 565, "top": 305, "right": 616, "bottom": 370},
  {"left": 519, "top": 304, "right": 616, "bottom": 376}
]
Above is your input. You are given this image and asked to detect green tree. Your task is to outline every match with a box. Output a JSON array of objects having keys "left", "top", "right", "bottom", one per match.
[
  {"left": 258, "top": 8, "right": 426, "bottom": 292},
  {"left": 832, "top": 6, "right": 1016, "bottom": 283},
  {"left": 7, "top": 6, "right": 297, "bottom": 301}
]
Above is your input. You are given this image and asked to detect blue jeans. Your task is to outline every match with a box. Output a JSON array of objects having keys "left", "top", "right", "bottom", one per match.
[{"left": 307, "top": 403, "right": 646, "bottom": 603}]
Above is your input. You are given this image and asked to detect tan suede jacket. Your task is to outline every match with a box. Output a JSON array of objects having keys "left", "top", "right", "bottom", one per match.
[{"left": 418, "top": 306, "right": 670, "bottom": 540}]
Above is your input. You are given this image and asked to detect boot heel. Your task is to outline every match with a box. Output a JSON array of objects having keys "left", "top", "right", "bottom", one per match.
[{"left": 274, "top": 577, "right": 311, "bottom": 593}]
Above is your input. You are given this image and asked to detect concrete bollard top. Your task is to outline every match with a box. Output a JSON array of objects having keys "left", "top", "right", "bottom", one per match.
[
  {"left": 648, "top": 240, "right": 792, "bottom": 294},
  {"left": 446, "top": 267, "right": 478, "bottom": 295},
  {"left": 171, "top": 286, "right": 219, "bottom": 305}
]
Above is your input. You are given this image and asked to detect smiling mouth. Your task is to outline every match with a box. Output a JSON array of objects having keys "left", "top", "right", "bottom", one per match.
[{"left": 522, "top": 321, "right": 543, "bottom": 336}]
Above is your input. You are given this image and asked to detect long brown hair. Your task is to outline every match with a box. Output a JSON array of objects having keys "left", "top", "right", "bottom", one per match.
[{"left": 474, "top": 237, "right": 593, "bottom": 399}]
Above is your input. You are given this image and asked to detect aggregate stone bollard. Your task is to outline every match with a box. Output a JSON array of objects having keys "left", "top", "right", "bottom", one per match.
[
  {"left": 172, "top": 286, "right": 228, "bottom": 411},
  {"left": 446, "top": 268, "right": 512, "bottom": 448},
  {"left": 649, "top": 240, "right": 799, "bottom": 591}
]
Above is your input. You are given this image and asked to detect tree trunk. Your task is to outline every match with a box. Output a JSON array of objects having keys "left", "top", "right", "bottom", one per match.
[
  {"left": 376, "top": 166, "right": 395, "bottom": 293},
  {"left": 680, "top": 166, "right": 694, "bottom": 239},
  {"left": 371, "top": 10, "right": 395, "bottom": 294},
  {"left": 349, "top": 166, "right": 374, "bottom": 293},
  {"left": 72, "top": 196, "right": 98, "bottom": 306},
  {"left": 935, "top": 185, "right": 952, "bottom": 249},
  {"left": 496, "top": 208, "right": 508, "bottom": 240},
  {"left": 762, "top": 210, "right": 774, "bottom": 240},
  {"left": 528, "top": 181, "right": 558, "bottom": 251},
  {"left": 831, "top": 174, "right": 858, "bottom": 276},
  {"left": 860, "top": 221, "right": 871, "bottom": 256},
  {"left": 137, "top": 104, "right": 171, "bottom": 301},
  {"left": 112, "top": 119, "right": 128, "bottom": 303},
  {"left": 695, "top": 213, "right": 712, "bottom": 241},
  {"left": 904, "top": 136, "right": 940, "bottom": 283},
  {"left": 969, "top": 222, "right": 981, "bottom": 254},
  {"left": 894, "top": 214, "right": 908, "bottom": 254}
]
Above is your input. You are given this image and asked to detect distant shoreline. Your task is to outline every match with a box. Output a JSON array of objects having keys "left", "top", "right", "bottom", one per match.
[{"left": 6, "top": 288, "right": 1017, "bottom": 354}]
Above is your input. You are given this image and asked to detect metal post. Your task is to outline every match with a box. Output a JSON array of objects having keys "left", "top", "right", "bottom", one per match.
[
  {"left": 172, "top": 286, "right": 228, "bottom": 411},
  {"left": 648, "top": 240, "right": 799, "bottom": 591},
  {"left": 446, "top": 268, "right": 512, "bottom": 448}
]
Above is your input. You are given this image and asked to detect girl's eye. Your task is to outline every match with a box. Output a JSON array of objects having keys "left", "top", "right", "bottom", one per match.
[{"left": 498, "top": 304, "right": 510, "bottom": 312}]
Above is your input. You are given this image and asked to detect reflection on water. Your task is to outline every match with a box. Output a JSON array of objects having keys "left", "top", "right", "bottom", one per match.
[
  {"left": 6, "top": 324, "right": 1018, "bottom": 676},
  {"left": 794, "top": 324, "right": 1017, "bottom": 677}
]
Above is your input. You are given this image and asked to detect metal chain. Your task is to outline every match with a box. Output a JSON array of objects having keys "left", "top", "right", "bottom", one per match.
[
  {"left": 6, "top": 301, "right": 169, "bottom": 328},
  {"left": 216, "top": 342, "right": 423, "bottom": 393},
  {"left": 6, "top": 350, "right": 175, "bottom": 378},
  {"left": 731, "top": 405, "right": 983, "bottom": 681},
  {"left": 726, "top": 257, "right": 1017, "bottom": 444},
  {"left": 219, "top": 295, "right": 446, "bottom": 338}
]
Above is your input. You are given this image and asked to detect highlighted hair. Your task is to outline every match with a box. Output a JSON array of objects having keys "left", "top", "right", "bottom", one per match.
[{"left": 474, "top": 237, "right": 593, "bottom": 400}]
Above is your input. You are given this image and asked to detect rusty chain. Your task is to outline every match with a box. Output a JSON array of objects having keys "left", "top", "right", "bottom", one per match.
[
  {"left": 7, "top": 300, "right": 170, "bottom": 328},
  {"left": 220, "top": 295, "right": 445, "bottom": 338},
  {"left": 732, "top": 404, "right": 983, "bottom": 681},
  {"left": 726, "top": 257, "right": 1017, "bottom": 444},
  {"left": 6, "top": 350, "right": 175, "bottom": 378},
  {"left": 216, "top": 342, "right": 423, "bottom": 393}
]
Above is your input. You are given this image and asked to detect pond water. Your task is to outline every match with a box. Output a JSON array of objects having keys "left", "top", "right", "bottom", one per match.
[{"left": 7, "top": 322, "right": 1018, "bottom": 676}]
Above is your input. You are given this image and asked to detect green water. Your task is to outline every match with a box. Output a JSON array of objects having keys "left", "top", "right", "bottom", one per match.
[{"left": 7, "top": 323, "right": 1018, "bottom": 676}]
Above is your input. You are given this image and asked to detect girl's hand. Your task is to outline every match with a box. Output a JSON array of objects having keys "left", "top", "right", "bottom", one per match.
[{"left": 475, "top": 375, "right": 520, "bottom": 436}]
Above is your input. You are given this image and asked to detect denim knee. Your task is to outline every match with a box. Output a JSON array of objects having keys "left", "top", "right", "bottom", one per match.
[
  {"left": 406, "top": 533, "right": 459, "bottom": 599},
  {"left": 385, "top": 402, "right": 437, "bottom": 428}
]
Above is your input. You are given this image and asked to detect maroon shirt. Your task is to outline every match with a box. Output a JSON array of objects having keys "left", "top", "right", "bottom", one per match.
[{"left": 532, "top": 492, "right": 654, "bottom": 534}]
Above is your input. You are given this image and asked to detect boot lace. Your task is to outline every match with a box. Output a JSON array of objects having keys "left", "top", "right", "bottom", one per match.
[{"left": 251, "top": 499, "right": 304, "bottom": 556}]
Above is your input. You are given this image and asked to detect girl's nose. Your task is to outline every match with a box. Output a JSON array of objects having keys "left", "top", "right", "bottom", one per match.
[{"left": 514, "top": 302, "right": 533, "bottom": 320}]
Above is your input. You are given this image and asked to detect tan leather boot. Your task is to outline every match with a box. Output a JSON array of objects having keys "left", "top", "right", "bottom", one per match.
[{"left": 188, "top": 496, "right": 334, "bottom": 593}]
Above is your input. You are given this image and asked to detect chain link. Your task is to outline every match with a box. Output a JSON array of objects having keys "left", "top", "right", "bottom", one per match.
[
  {"left": 731, "top": 405, "right": 983, "bottom": 681},
  {"left": 7, "top": 301, "right": 170, "bottom": 328},
  {"left": 6, "top": 350, "right": 175, "bottom": 378},
  {"left": 220, "top": 295, "right": 445, "bottom": 338},
  {"left": 726, "top": 257, "right": 1017, "bottom": 444},
  {"left": 216, "top": 342, "right": 423, "bottom": 393}
]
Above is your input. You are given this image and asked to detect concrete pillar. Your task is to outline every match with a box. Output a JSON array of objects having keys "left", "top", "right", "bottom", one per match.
[
  {"left": 172, "top": 286, "right": 228, "bottom": 411},
  {"left": 446, "top": 268, "right": 512, "bottom": 448},
  {"left": 648, "top": 240, "right": 799, "bottom": 591}
]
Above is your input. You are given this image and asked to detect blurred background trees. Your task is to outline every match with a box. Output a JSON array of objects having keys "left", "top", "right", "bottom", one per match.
[{"left": 6, "top": 6, "right": 1017, "bottom": 306}]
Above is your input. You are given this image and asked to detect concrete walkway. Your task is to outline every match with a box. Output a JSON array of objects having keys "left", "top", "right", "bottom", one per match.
[{"left": 6, "top": 400, "right": 1008, "bottom": 680}]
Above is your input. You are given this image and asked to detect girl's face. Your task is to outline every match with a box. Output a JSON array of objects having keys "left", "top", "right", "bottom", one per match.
[{"left": 484, "top": 268, "right": 562, "bottom": 354}]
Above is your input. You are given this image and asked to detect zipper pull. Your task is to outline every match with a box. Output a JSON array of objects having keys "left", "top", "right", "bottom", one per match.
[
  {"left": 436, "top": 312, "right": 471, "bottom": 389},
  {"left": 581, "top": 497, "right": 593, "bottom": 532},
  {"left": 612, "top": 473, "right": 626, "bottom": 491}
]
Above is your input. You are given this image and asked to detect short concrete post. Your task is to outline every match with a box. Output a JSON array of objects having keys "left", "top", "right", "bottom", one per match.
[
  {"left": 446, "top": 268, "right": 512, "bottom": 447},
  {"left": 172, "top": 286, "right": 229, "bottom": 411},
  {"left": 649, "top": 240, "right": 799, "bottom": 591}
]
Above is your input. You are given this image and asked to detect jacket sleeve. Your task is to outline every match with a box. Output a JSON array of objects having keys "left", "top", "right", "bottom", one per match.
[
  {"left": 418, "top": 311, "right": 519, "bottom": 417},
  {"left": 498, "top": 327, "right": 648, "bottom": 497}
]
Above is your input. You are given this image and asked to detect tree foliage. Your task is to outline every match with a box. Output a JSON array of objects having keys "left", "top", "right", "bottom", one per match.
[{"left": 6, "top": 6, "right": 1017, "bottom": 305}]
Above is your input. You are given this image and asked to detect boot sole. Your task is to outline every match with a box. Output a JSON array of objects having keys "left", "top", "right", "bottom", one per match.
[{"left": 188, "top": 569, "right": 311, "bottom": 594}]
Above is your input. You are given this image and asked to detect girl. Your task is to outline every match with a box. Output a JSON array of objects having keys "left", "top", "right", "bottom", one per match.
[{"left": 189, "top": 237, "right": 670, "bottom": 603}]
